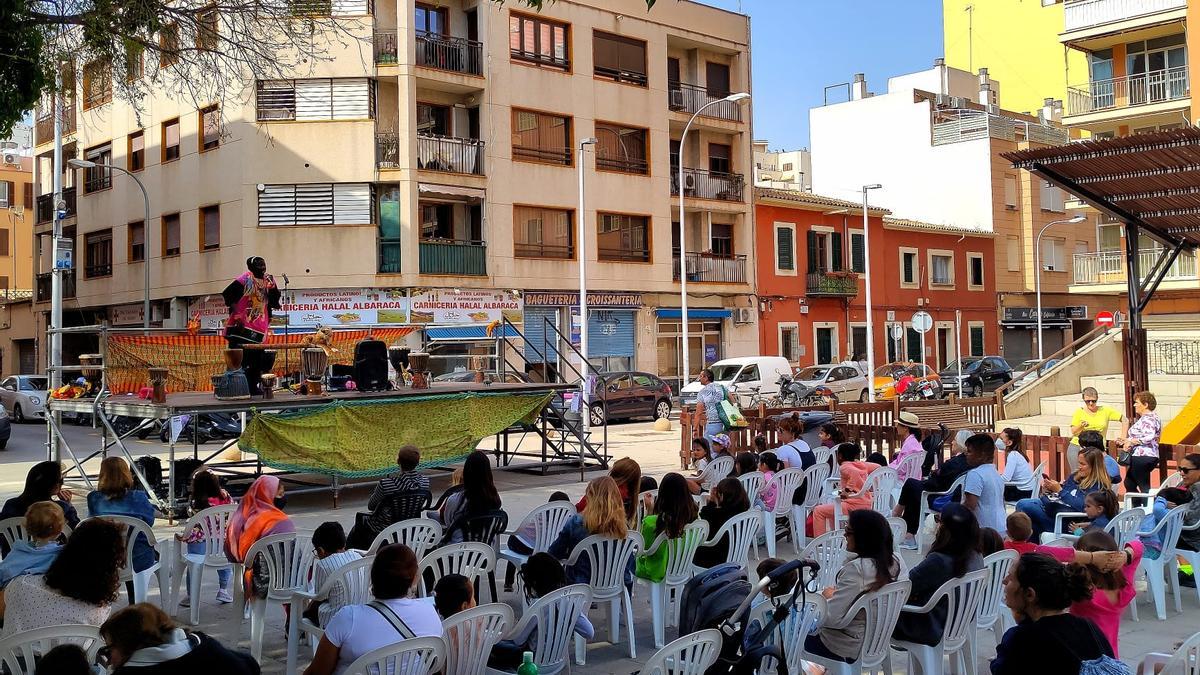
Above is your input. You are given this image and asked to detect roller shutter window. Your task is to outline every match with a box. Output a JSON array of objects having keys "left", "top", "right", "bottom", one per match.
[
  {"left": 259, "top": 183, "right": 372, "bottom": 226},
  {"left": 523, "top": 307, "right": 560, "bottom": 364}
]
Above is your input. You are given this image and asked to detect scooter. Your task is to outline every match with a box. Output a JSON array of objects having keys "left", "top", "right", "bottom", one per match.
[{"left": 775, "top": 374, "right": 833, "bottom": 407}]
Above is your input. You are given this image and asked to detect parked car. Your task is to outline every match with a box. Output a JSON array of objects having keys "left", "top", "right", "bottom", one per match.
[
  {"left": 794, "top": 363, "right": 871, "bottom": 403},
  {"left": 679, "top": 356, "right": 792, "bottom": 407},
  {"left": 872, "top": 362, "right": 941, "bottom": 400},
  {"left": 1013, "top": 358, "right": 1061, "bottom": 390},
  {"left": 564, "top": 371, "right": 674, "bottom": 426},
  {"left": 433, "top": 370, "right": 531, "bottom": 384},
  {"left": 0, "top": 375, "right": 49, "bottom": 423},
  {"left": 939, "top": 356, "right": 1013, "bottom": 397}
]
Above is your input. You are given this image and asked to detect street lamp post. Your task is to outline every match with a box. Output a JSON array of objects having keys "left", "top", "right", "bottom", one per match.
[
  {"left": 577, "top": 137, "right": 597, "bottom": 435},
  {"left": 69, "top": 159, "right": 151, "bottom": 331},
  {"left": 679, "top": 92, "right": 749, "bottom": 390},
  {"left": 1035, "top": 214, "right": 1086, "bottom": 362},
  {"left": 862, "top": 184, "right": 881, "bottom": 402}
]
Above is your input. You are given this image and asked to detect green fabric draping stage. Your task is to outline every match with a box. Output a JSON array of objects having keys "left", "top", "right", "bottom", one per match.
[{"left": 239, "top": 391, "right": 554, "bottom": 478}]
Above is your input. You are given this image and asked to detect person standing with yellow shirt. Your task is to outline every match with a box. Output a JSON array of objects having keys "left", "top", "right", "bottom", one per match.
[{"left": 1067, "top": 386, "right": 1127, "bottom": 473}]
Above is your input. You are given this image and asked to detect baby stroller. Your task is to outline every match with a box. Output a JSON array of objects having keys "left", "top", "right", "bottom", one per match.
[{"left": 677, "top": 559, "right": 821, "bottom": 675}]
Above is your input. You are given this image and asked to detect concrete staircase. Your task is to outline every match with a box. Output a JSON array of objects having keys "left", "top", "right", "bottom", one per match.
[{"left": 997, "top": 373, "right": 1200, "bottom": 436}]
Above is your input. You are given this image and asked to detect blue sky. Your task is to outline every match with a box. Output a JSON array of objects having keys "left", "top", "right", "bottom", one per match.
[{"left": 700, "top": 0, "right": 945, "bottom": 151}]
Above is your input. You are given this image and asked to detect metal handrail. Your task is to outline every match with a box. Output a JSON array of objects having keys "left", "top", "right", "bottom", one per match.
[{"left": 995, "top": 324, "right": 1117, "bottom": 401}]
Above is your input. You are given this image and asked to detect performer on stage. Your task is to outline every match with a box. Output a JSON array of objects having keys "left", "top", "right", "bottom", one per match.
[{"left": 223, "top": 257, "right": 281, "bottom": 394}]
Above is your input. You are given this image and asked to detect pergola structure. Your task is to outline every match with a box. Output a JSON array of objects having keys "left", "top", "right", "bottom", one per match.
[{"left": 1004, "top": 127, "right": 1200, "bottom": 414}]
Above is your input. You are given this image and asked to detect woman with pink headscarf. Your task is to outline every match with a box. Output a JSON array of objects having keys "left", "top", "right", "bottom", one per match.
[{"left": 225, "top": 475, "right": 295, "bottom": 598}]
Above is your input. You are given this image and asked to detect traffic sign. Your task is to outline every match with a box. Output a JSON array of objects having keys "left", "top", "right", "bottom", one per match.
[
  {"left": 911, "top": 311, "right": 933, "bottom": 334},
  {"left": 890, "top": 324, "right": 904, "bottom": 340},
  {"left": 1096, "top": 310, "right": 1116, "bottom": 327}
]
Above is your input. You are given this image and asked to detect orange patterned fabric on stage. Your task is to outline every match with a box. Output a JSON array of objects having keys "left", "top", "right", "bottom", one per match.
[{"left": 105, "top": 329, "right": 417, "bottom": 394}]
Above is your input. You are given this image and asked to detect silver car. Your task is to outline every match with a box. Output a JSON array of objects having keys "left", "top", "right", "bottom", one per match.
[
  {"left": 794, "top": 364, "right": 871, "bottom": 403},
  {"left": 0, "top": 375, "right": 49, "bottom": 422}
]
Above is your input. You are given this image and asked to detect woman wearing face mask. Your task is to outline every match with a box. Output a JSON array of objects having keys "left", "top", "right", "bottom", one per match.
[{"left": 224, "top": 475, "right": 294, "bottom": 601}]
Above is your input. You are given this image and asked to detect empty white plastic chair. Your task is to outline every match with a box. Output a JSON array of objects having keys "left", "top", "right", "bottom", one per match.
[
  {"left": 286, "top": 555, "right": 374, "bottom": 675},
  {"left": 344, "top": 635, "right": 445, "bottom": 675},
  {"left": 566, "top": 532, "right": 641, "bottom": 661},
  {"left": 640, "top": 520, "right": 709, "bottom": 649},
  {"left": 239, "top": 531, "right": 317, "bottom": 661},
  {"left": 1138, "top": 504, "right": 1188, "bottom": 620},
  {"left": 832, "top": 468, "right": 899, "bottom": 531},
  {"left": 171, "top": 503, "right": 235, "bottom": 625},
  {"left": 1176, "top": 519, "right": 1200, "bottom": 608},
  {"left": 0, "top": 625, "right": 103, "bottom": 674},
  {"left": 361, "top": 517, "right": 442, "bottom": 560},
  {"left": 487, "top": 584, "right": 592, "bottom": 675},
  {"left": 890, "top": 568, "right": 988, "bottom": 675},
  {"left": 738, "top": 471, "right": 765, "bottom": 506},
  {"left": 639, "top": 628, "right": 723, "bottom": 675},
  {"left": 419, "top": 542, "right": 496, "bottom": 599},
  {"left": 91, "top": 514, "right": 169, "bottom": 607},
  {"left": 797, "top": 530, "right": 848, "bottom": 593},
  {"left": 1125, "top": 472, "right": 1182, "bottom": 512},
  {"left": 1137, "top": 627, "right": 1200, "bottom": 675},
  {"left": 442, "top": 603, "right": 514, "bottom": 675},
  {"left": 498, "top": 501, "right": 576, "bottom": 588},
  {"left": 887, "top": 516, "right": 907, "bottom": 547},
  {"left": 701, "top": 510, "right": 761, "bottom": 569},
  {"left": 917, "top": 474, "right": 967, "bottom": 553},
  {"left": 762, "top": 466, "right": 820, "bottom": 558},
  {"left": 970, "top": 549, "right": 1018, "bottom": 669},
  {"left": 802, "top": 579, "right": 912, "bottom": 675}
]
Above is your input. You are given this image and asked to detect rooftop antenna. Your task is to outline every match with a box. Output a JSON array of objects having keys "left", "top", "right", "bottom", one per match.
[{"left": 965, "top": 4, "right": 975, "bottom": 73}]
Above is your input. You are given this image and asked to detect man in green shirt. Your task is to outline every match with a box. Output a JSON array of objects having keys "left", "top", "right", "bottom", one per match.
[{"left": 1067, "top": 386, "right": 1127, "bottom": 473}]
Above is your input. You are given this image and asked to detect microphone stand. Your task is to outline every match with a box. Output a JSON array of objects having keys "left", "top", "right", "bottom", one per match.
[{"left": 282, "top": 273, "right": 291, "bottom": 387}]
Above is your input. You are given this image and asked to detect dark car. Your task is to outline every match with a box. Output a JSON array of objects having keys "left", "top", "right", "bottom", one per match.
[
  {"left": 0, "top": 406, "right": 10, "bottom": 449},
  {"left": 563, "top": 371, "right": 673, "bottom": 426},
  {"left": 939, "top": 356, "right": 1013, "bottom": 398}
]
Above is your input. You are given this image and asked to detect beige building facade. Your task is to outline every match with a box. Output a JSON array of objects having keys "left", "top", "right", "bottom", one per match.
[{"left": 33, "top": 0, "right": 757, "bottom": 386}]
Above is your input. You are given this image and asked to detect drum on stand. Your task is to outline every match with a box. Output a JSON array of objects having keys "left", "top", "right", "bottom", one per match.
[{"left": 301, "top": 348, "right": 329, "bottom": 395}]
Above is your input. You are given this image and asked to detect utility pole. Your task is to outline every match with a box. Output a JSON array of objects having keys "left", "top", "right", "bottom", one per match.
[{"left": 49, "top": 68, "right": 64, "bottom": 461}]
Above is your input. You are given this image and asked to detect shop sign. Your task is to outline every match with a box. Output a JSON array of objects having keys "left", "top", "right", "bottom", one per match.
[
  {"left": 187, "top": 296, "right": 229, "bottom": 330},
  {"left": 279, "top": 288, "right": 408, "bottom": 327},
  {"left": 525, "top": 291, "right": 642, "bottom": 308},
  {"left": 1002, "top": 306, "right": 1088, "bottom": 322},
  {"left": 409, "top": 289, "right": 523, "bottom": 325},
  {"left": 109, "top": 303, "right": 163, "bottom": 326}
]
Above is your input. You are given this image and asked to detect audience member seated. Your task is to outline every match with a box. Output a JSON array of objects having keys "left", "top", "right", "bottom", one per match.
[
  {"left": 1, "top": 517, "right": 125, "bottom": 637},
  {"left": 434, "top": 451, "right": 502, "bottom": 543},
  {"left": 99, "top": 602, "right": 259, "bottom": 674},
  {"left": 87, "top": 457, "right": 157, "bottom": 588},
  {"left": 979, "top": 528, "right": 1004, "bottom": 556},
  {"left": 35, "top": 644, "right": 92, "bottom": 675},
  {"left": 489, "top": 553, "right": 594, "bottom": 671},
  {"left": 433, "top": 574, "right": 475, "bottom": 620},
  {"left": 991, "top": 553, "right": 1114, "bottom": 674},
  {"left": 225, "top": 475, "right": 296, "bottom": 601},
  {"left": 1014, "top": 449, "right": 1111, "bottom": 542},
  {"left": 818, "top": 423, "right": 845, "bottom": 449},
  {"left": 1174, "top": 453, "right": 1200, "bottom": 552},
  {"left": 1066, "top": 490, "right": 1118, "bottom": 537},
  {"left": 893, "top": 430, "right": 972, "bottom": 550},
  {"left": 688, "top": 435, "right": 733, "bottom": 494},
  {"left": 806, "top": 510, "right": 900, "bottom": 664},
  {"left": 503, "top": 491, "right": 569, "bottom": 592},
  {"left": 178, "top": 468, "right": 234, "bottom": 608},
  {"left": 1077, "top": 431, "right": 1123, "bottom": 486},
  {"left": 1004, "top": 513, "right": 1037, "bottom": 555},
  {"left": 997, "top": 428, "right": 1034, "bottom": 500},
  {"left": 694, "top": 478, "right": 751, "bottom": 568},
  {"left": 0, "top": 461, "right": 79, "bottom": 555},
  {"left": 811, "top": 443, "right": 881, "bottom": 537},
  {"left": 771, "top": 414, "right": 815, "bottom": 505},
  {"left": 303, "top": 544, "right": 442, "bottom": 675},
  {"left": 962, "top": 433, "right": 1008, "bottom": 534},
  {"left": 302, "top": 522, "right": 363, "bottom": 628},
  {"left": 635, "top": 473, "right": 699, "bottom": 583},
  {"left": 755, "top": 452, "right": 781, "bottom": 513},
  {"left": 688, "top": 437, "right": 712, "bottom": 478},
  {"left": 1138, "top": 487, "right": 1192, "bottom": 559},
  {"left": 735, "top": 452, "right": 758, "bottom": 477},
  {"left": 576, "top": 457, "right": 641, "bottom": 526},
  {"left": 548, "top": 476, "right": 632, "bottom": 586},
  {"left": 893, "top": 504, "right": 984, "bottom": 646},
  {"left": 346, "top": 445, "right": 429, "bottom": 550},
  {"left": 0, "top": 501, "right": 65, "bottom": 602},
  {"left": 889, "top": 411, "right": 926, "bottom": 482}
]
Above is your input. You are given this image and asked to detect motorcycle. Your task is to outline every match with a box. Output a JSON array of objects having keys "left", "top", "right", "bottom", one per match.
[
  {"left": 897, "top": 375, "right": 939, "bottom": 401},
  {"left": 775, "top": 374, "right": 836, "bottom": 407}
]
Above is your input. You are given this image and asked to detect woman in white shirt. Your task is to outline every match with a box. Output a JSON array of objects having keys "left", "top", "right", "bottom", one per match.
[
  {"left": 303, "top": 544, "right": 442, "bottom": 675},
  {"left": 998, "top": 427, "right": 1035, "bottom": 501}
]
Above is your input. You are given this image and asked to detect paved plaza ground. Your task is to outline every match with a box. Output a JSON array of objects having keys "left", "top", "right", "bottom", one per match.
[{"left": 2, "top": 419, "right": 1198, "bottom": 673}]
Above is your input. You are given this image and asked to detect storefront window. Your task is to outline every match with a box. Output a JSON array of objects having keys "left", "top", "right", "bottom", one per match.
[{"left": 656, "top": 319, "right": 723, "bottom": 389}]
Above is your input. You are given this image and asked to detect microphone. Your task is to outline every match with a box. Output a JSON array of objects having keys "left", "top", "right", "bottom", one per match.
[{"left": 282, "top": 273, "right": 290, "bottom": 286}]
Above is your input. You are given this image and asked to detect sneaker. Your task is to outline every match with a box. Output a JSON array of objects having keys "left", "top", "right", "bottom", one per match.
[
  {"left": 179, "top": 596, "right": 191, "bottom": 608},
  {"left": 216, "top": 589, "right": 233, "bottom": 604},
  {"left": 899, "top": 536, "right": 918, "bottom": 551}
]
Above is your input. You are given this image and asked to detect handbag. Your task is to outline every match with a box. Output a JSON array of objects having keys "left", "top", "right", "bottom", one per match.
[
  {"left": 1117, "top": 449, "right": 1132, "bottom": 466},
  {"left": 715, "top": 385, "right": 747, "bottom": 429}
]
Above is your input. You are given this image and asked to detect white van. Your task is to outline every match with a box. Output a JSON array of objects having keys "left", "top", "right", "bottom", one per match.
[{"left": 679, "top": 356, "right": 792, "bottom": 405}]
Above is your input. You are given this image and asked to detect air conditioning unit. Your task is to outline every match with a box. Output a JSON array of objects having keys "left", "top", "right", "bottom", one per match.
[
  {"left": 668, "top": 88, "right": 685, "bottom": 110},
  {"left": 1, "top": 153, "right": 17, "bottom": 166},
  {"left": 683, "top": 173, "right": 697, "bottom": 191},
  {"left": 732, "top": 307, "right": 753, "bottom": 324}
]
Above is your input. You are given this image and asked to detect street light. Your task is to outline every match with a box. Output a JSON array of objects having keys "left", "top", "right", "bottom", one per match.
[
  {"left": 862, "top": 184, "right": 882, "bottom": 402},
  {"left": 678, "top": 92, "right": 749, "bottom": 390},
  {"left": 1035, "top": 213, "right": 1087, "bottom": 362},
  {"left": 69, "top": 158, "right": 151, "bottom": 331},
  {"left": 577, "top": 137, "right": 597, "bottom": 435}
]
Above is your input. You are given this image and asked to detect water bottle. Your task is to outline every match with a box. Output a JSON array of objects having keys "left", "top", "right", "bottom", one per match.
[{"left": 517, "top": 651, "right": 538, "bottom": 675}]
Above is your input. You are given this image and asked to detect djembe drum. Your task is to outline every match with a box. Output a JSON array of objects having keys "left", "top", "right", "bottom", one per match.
[
  {"left": 148, "top": 367, "right": 169, "bottom": 404},
  {"left": 387, "top": 346, "right": 410, "bottom": 388},
  {"left": 408, "top": 352, "right": 430, "bottom": 389},
  {"left": 302, "top": 348, "right": 329, "bottom": 395}
]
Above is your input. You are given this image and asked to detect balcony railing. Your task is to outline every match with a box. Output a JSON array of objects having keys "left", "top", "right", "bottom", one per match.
[
  {"left": 374, "top": 31, "right": 397, "bottom": 65},
  {"left": 35, "top": 270, "right": 76, "bottom": 303},
  {"left": 378, "top": 240, "right": 401, "bottom": 273},
  {"left": 1064, "top": 0, "right": 1185, "bottom": 32},
  {"left": 34, "top": 104, "right": 76, "bottom": 143},
  {"left": 376, "top": 132, "right": 399, "bottom": 168},
  {"left": 806, "top": 271, "right": 860, "bottom": 297},
  {"left": 1066, "top": 66, "right": 1189, "bottom": 116},
  {"left": 418, "top": 134, "right": 485, "bottom": 175},
  {"left": 673, "top": 252, "right": 747, "bottom": 283},
  {"left": 1149, "top": 339, "right": 1200, "bottom": 375},
  {"left": 1072, "top": 249, "right": 1198, "bottom": 285},
  {"left": 416, "top": 32, "right": 483, "bottom": 76},
  {"left": 35, "top": 187, "right": 76, "bottom": 224},
  {"left": 670, "top": 167, "right": 745, "bottom": 202},
  {"left": 667, "top": 82, "right": 743, "bottom": 122},
  {"left": 419, "top": 239, "right": 487, "bottom": 275}
]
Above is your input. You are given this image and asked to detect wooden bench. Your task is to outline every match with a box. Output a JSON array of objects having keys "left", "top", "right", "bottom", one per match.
[{"left": 901, "top": 404, "right": 991, "bottom": 435}]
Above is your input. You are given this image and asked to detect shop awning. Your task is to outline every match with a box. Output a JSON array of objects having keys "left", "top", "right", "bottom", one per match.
[
  {"left": 418, "top": 183, "right": 486, "bottom": 201},
  {"left": 654, "top": 308, "right": 733, "bottom": 319},
  {"left": 425, "top": 325, "right": 518, "bottom": 340}
]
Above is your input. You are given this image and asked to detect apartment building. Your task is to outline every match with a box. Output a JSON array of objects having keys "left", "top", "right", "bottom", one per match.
[
  {"left": 753, "top": 141, "right": 810, "bottom": 191},
  {"left": 809, "top": 61, "right": 1124, "bottom": 363},
  {"left": 755, "top": 188, "right": 997, "bottom": 373},
  {"left": 0, "top": 128, "right": 37, "bottom": 375},
  {"left": 31, "top": 0, "right": 755, "bottom": 385}
]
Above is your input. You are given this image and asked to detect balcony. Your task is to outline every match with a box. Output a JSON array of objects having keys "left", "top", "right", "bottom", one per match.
[
  {"left": 35, "top": 187, "right": 76, "bottom": 224},
  {"left": 806, "top": 271, "right": 860, "bottom": 297},
  {"left": 1066, "top": 67, "right": 1189, "bottom": 117},
  {"left": 378, "top": 240, "right": 401, "bottom": 273},
  {"left": 416, "top": 32, "right": 483, "bottom": 76},
  {"left": 374, "top": 31, "right": 397, "bottom": 65},
  {"left": 35, "top": 270, "right": 76, "bottom": 303},
  {"left": 1072, "top": 249, "right": 1198, "bottom": 286},
  {"left": 667, "top": 82, "right": 743, "bottom": 122},
  {"left": 419, "top": 239, "right": 486, "bottom": 276},
  {"left": 670, "top": 167, "right": 745, "bottom": 202},
  {"left": 418, "top": 134, "right": 485, "bottom": 175},
  {"left": 673, "top": 252, "right": 747, "bottom": 283},
  {"left": 34, "top": 104, "right": 76, "bottom": 143},
  {"left": 1064, "top": 0, "right": 1186, "bottom": 33}
]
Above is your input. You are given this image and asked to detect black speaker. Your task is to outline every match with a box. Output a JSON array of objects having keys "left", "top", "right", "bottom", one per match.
[{"left": 354, "top": 339, "right": 390, "bottom": 392}]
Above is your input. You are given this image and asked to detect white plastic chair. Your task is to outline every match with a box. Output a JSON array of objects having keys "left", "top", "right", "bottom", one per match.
[
  {"left": 969, "top": 549, "right": 1018, "bottom": 669},
  {"left": 285, "top": 555, "right": 374, "bottom": 675},
  {"left": 1176, "top": 520, "right": 1200, "bottom": 608},
  {"left": 1138, "top": 504, "right": 1188, "bottom": 620},
  {"left": 890, "top": 568, "right": 988, "bottom": 675},
  {"left": 887, "top": 516, "right": 907, "bottom": 547},
  {"left": 1138, "top": 628, "right": 1200, "bottom": 674},
  {"left": 487, "top": 584, "right": 592, "bottom": 675},
  {"left": 0, "top": 625, "right": 103, "bottom": 673},
  {"left": 91, "top": 514, "right": 169, "bottom": 607},
  {"left": 1125, "top": 472, "right": 1183, "bottom": 511},
  {"left": 171, "top": 503, "right": 235, "bottom": 625},
  {"left": 738, "top": 471, "right": 765, "bottom": 506},
  {"left": 640, "top": 520, "right": 709, "bottom": 649},
  {"left": 833, "top": 467, "right": 899, "bottom": 530},
  {"left": 698, "top": 456, "right": 735, "bottom": 491},
  {"left": 419, "top": 542, "right": 496, "bottom": 599},
  {"left": 567, "top": 532, "right": 641, "bottom": 661},
  {"left": 0, "top": 516, "right": 26, "bottom": 553},
  {"left": 701, "top": 510, "right": 761, "bottom": 569},
  {"left": 762, "top": 466, "right": 820, "bottom": 557},
  {"left": 797, "top": 530, "right": 848, "bottom": 592},
  {"left": 360, "top": 517, "right": 442, "bottom": 560},
  {"left": 803, "top": 579, "right": 912, "bottom": 675},
  {"left": 917, "top": 474, "right": 968, "bottom": 553},
  {"left": 442, "top": 603, "right": 514, "bottom": 675},
  {"left": 239, "top": 531, "right": 317, "bottom": 661},
  {"left": 893, "top": 452, "right": 924, "bottom": 484},
  {"left": 344, "top": 635, "right": 445, "bottom": 675},
  {"left": 746, "top": 598, "right": 823, "bottom": 675},
  {"left": 640, "top": 628, "right": 723, "bottom": 675},
  {"left": 636, "top": 489, "right": 659, "bottom": 525},
  {"left": 789, "top": 462, "right": 834, "bottom": 552},
  {"left": 498, "top": 501, "right": 576, "bottom": 587},
  {"left": 813, "top": 445, "right": 834, "bottom": 468}
]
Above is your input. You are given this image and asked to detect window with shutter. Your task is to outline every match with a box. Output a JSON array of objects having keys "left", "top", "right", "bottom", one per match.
[
  {"left": 830, "top": 232, "right": 843, "bottom": 272},
  {"left": 850, "top": 232, "right": 865, "bottom": 273},
  {"left": 162, "top": 214, "right": 181, "bottom": 256},
  {"left": 969, "top": 325, "right": 985, "bottom": 356},
  {"left": 258, "top": 183, "right": 372, "bottom": 226},
  {"left": 257, "top": 79, "right": 372, "bottom": 121},
  {"left": 900, "top": 249, "right": 917, "bottom": 285},
  {"left": 1006, "top": 236, "right": 1020, "bottom": 272},
  {"left": 23, "top": 182, "right": 32, "bottom": 208},
  {"left": 0, "top": 182, "right": 10, "bottom": 208},
  {"left": 775, "top": 225, "right": 794, "bottom": 271},
  {"left": 806, "top": 230, "right": 818, "bottom": 273},
  {"left": 1003, "top": 175, "right": 1017, "bottom": 208}
]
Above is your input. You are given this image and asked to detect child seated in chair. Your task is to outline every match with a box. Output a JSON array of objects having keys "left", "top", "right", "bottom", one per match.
[
  {"left": 488, "top": 553, "right": 594, "bottom": 671},
  {"left": 0, "top": 501, "right": 65, "bottom": 612},
  {"left": 302, "top": 522, "right": 362, "bottom": 628}
]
